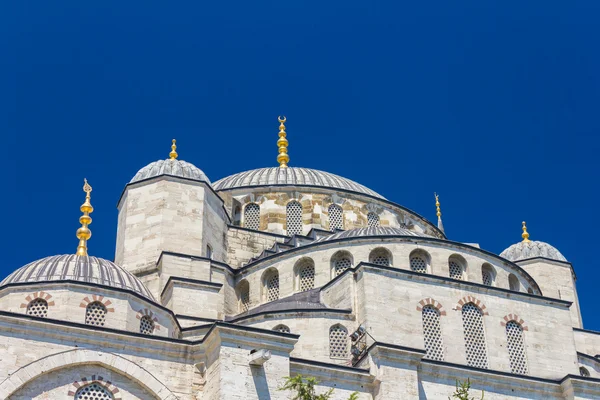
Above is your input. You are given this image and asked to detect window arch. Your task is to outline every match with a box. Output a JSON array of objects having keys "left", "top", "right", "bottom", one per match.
[
  {"left": 367, "top": 212, "right": 380, "bottom": 228},
  {"left": 295, "top": 259, "right": 315, "bottom": 292},
  {"left": 329, "top": 324, "right": 349, "bottom": 358},
  {"left": 331, "top": 251, "right": 353, "bottom": 278},
  {"left": 263, "top": 268, "right": 280, "bottom": 302},
  {"left": 461, "top": 303, "right": 488, "bottom": 369},
  {"left": 27, "top": 298, "right": 48, "bottom": 318},
  {"left": 481, "top": 263, "right": 495, "bottom": 286},
  {"left": 409, "top": 250, "right": 430, "bottom": 274},
  {"left": 139, "top": 315, "right": 155, "bottom": 335},
  {"left": 448, "top": 255, "right": 466, "bottom": 280},
  {"left": 237, "top": 280, "right": 250, "bottom": 312},
  {"left": 85, "top": 301, "right": 107, "bottom": 326},
  {"left": 506, "top": 321, "right": 528, "bottom": 375},
  {"left": 369, "top": 247, "right": 392, "bottom": 267},
  {"left": 273, "top": 324, "right": 291, "bottom": 333},
  {"left": 328, "top": 204, "right": 344, "bottom": 231},
  {"left": 75, "top": 383, "right": 114, "bottom": 400},
  {"left": 422, "top": 305, "right": 444, "bottom": 361},
  {"left": 509, "top": 274, "right": 520, "bottom": 292},
  {"left": 244, "top": 203, "right": 260, "bottom": 230},
  {"left": 286, "top": 201, "right": 303, "bottom": 235},
  {"left": 580, "top": 366, "right": 590, "bottom": 377}
]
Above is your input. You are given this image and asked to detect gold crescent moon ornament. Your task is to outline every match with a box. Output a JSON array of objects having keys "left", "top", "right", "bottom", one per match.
[{"left": 278, "top": 116, "right": 286, "bottom": 123}]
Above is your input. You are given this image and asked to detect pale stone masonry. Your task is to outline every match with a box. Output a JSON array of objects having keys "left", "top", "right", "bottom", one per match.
[{"left": 0, "top": 156, "right": 599, "bottom": 399}]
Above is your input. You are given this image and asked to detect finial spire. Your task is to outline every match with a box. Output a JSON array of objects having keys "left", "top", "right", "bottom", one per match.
[
  {"left": 76, "top": 179, "right": 94, "bottom": 256},
  {"left": 277, "top": 116, "right": 289, "bottom": 168},
  {"left": 521, "top": 221, "right": 530, "bottom": 242},
  {"left": 435, "top": 193, "right": 445, "bottom": 233},
  {"left": 169, "top": 139, "right": 178, "bottom": 160}
]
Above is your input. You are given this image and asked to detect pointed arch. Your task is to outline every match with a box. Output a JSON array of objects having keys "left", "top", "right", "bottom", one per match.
[
  {"left": 416, "top": 298, "right": 447, "bottom": 315},
  {"left": 454, "top": 296, "right": 489, "bottom": 315}
]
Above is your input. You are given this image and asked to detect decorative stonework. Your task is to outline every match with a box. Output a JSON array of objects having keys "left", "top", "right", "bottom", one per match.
[
  {"left": 20, "top": 291, "right": 55, "bottom": 309},
  {"left": 67, "top": 375, "right": 122, "bottom": 399},
  {"left": 79, "top": 295, "right": 115, "bottom": 312},
  {"left": 453, "top": 296, "right": 489, "bottom": 315},
  {"left": 136, "top": 308, "right": 161, "bottom": 331},
  {"left": 416, "top": 298, "right": 447, "bottom": 316},
  {"left": 500, "top": 314, "right": 529, "bottom": 330}
]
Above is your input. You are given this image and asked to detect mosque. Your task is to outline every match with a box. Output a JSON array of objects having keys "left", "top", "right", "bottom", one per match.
[{"left": 0, "top": 118, "right": 598, "bottom": 399}]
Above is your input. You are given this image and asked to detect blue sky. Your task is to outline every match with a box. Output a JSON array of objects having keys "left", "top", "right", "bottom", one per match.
[{"left": 1, "top": 2, "right": 599, "bottom": 330}]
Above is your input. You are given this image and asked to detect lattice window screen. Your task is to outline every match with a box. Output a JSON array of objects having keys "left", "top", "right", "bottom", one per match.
[
  {"left": 367, "top": 212, "right": 380, "bottom": 228},
  {"left": 410, "top": 256, "right": 427, "bottom": 273},
  {"left": 506, "top": 321, "right": 528, "bottom": 374},
  {"left": 462, "top": 303, "right": 488, "bottom": 369},
  {"left": 329, "top": 325, "right": 349, "bottom": 358},
  {"left": 240, "top": 283, "right": 250, "bottom": 312},
  {"left": 335, "top": 258, "right": 352, "bottom": 276},
  {"left": 27, "top": 298, "right": 48, "bottom": 318},
  {"left": 422, "top": 306, "right": 444, "bottom": 361},
  {"left": 298, "top": 264, "right": 315, "bottom": 292},
  {"left": 75, "top": 383, "right": 114, "bottom": 400},
  {"left": 85, "top": 302, "right": 107, "bottom": 326},
  {"left": 509, "top": 275, "right": 520, "bottom": 292},
  {"left": 482, "top": 269, "right": 493, "bottom": 286},
  {"left": 244, "top": 203, "right": 260, "bottom": 230},
  {"left": 580, "top": 367, "right": 590, "bottom": 377},
  {"left": 140, "top": 315, "right": 155, "bottom": 335},
  {"left": 286, "top": 201, "right": 303, "bottom": 235},
  {"left": 273, "top": 324, "right": 290, "bottom": 333},
  {"left": 329, "top": 204, "right": 343, "bottom": 231},
  {"left": 266, "top": 271, "right": 280, "bottom": 302},
  {"left": 449, "top": 260, "right": 463, "bottom": 280}
]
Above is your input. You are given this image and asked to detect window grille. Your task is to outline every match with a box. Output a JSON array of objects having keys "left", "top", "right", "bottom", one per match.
[
  {"left": 410, "top": 255, "right": 427, "bottom": 273},
  {"left": 85, "top": 302, "right": 107, "bottom": 326},
  {"left": 27, "top": 298, "right": 48, "bottom": 318},
  {"left": 75, "top": 383, "right": 114, "bottom": 400},
  {"left": 482, "top": 269, "right": 493, "bottom": 286},
  {"left": 335, "top": 258, "right": 352, "bottom": 276},
  {"left": 286, "top": 201, "right": 303, "bottom": 235},
  {"left": 422, "top": 306, "right": 444, "bottom": 361},
  {"left": 370, "top": 249, "right": 390, "bottom": 267},
  {"left": 329, "top": 325, "right": 349, "bottom": 358},
  {"left": 367, "top": 212, "right": 380, "bottom": 228},
  {"left": 580, "top": 367, "right": 590, "bottom": 377},
  {"left": 239, "top": 282, "right": 250, "bottom": 312},
  {"left": 462, "top": 303, "right": 488, "bottom": 369},
  {"left": 265, "top": 270, "right": 280, "bottom": 302},
  {"left": 329, "top": 204, "right": 343, "bottom": 231},
  {"left": 506, "top": 321, "right": 528, "bottom": 374},
  {"left": 298, "top": 263, "right": 315, "bottom": 292},
  {"left": 449, "top": 260, "right": 463, "bottom": 280},
  {"left": 140, "top": 315, "right": 155, "bottom": 335},
  {"left": 273, "top": 324, "right": 290, "bottom": 333},
  {"left": 509, "top": 274, "right": 520, "bottom": 292},
  {"left": 244, "top": 203, "right": 260, "bottom": 230}
]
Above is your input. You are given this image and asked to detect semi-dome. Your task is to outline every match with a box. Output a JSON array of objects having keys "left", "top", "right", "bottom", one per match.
[
  {"left": 0, "top": 255, "right": 155, "bottom": 300},
  {"left": 213, "top": 167, "right": 384, "bottom": 199},
  {"left": 500, "top": 241, "right": 567, "bottom": 262},
  {"left": 130, "top": 159, "right": 211, "bottom": 184},
  {"left": 315, "top": 226, "right": 433, "bottom": 243}
]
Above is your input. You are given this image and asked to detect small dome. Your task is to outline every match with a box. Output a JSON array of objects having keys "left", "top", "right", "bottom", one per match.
[
  {"left": 130, "top": 159, "right": 211, "bottom": 184},
  {"left": 213, "top": 167, "right": 384, "bottom": 199},
  {"left": 315, "top": 227, "right": 433, "bottom": 243},
  {"left": 0, "top": 255, "right": 155, "bottom": 300},
  {"left": 500, "top": 241, "right": 567, "bottom": 262}
]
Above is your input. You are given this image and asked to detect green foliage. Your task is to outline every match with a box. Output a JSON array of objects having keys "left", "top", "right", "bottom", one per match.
[
  {"left": 279, "top": 375, "right": 359, "bottom": 400},
  {"left": 449, "top": 379, "right": 484, "bottom": 400}
]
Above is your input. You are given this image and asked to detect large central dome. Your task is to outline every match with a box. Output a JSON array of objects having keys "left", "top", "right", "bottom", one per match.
[{"left": 213, "top": 167, "right": 385, "bottom": 199}]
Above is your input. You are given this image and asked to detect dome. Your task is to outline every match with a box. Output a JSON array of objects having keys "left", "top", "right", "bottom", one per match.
[
  {"left": 315, "top": 227, "right": 433, "bottom": 243},
  {"left": 130, "top": 159, "right": 211, "bottom": 185},
  {"left": 213, "top": 167, "right": 384, "bottom": 199},
  {"left": 0, "top": 255, "right": 155, "bottom": 300},
  {"left": 500, "top": 241, "right": 567, "bottom": 262}
]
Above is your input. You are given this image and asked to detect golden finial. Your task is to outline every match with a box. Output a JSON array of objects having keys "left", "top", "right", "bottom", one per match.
[
  {"left": 521, "top": 221, "right": 530, "bottom": 242},
  {"left": 76, "top": 179, "right": 94, "bottom": 256},
  {"left": 169, "top": 139, "right": 178, "bottom": 160},
  {"left": 277, "top": 116, "right": 289, "bottom": 168},
  {"left": 435, "top": 193, "right": 445, "bottom": 233}
]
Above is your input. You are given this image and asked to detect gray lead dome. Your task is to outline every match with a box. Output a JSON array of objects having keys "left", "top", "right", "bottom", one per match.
[
  {"left": 500, "top": 241, "right": 567, "bottom": 262},
  {"left": 130, "top": 159, "right": 211, "bottom": 184}
]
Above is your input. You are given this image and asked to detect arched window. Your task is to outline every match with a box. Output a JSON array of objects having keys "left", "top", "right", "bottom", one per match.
[
  {"left": 580, "top": 366, "right": 590, "bottom": 377},
  {"left": 329, "top": 324, "right": 349, "bottom": 358},
  {"left": 527, "top": 287, "right": 534, "bottom": 294},
  {"left": 481, "top": 264, "right": 495, "bottom": 286},
  {"left": 244, "top": 203, "right": 260, "bottom": 230},
  {"left": 273, "top": 324, "right": 291, "bottom": 333},
  {"left": 422, "top": 305, "right": 444, "bottom": 361},
  {"left": 286, "top": 201, "right": 303, "bottom": 235},
  {"left": 410, "top": 251, "right": 429, "bottom": 274},
  {"left": 140, "top": 315, "right": 155, "bottom": 335},
  {"left": 75, "top": 383, "right": 114, "bottom": 400},
  {"left": 332, "top": 252, "right": 353, "bottom": 277},
  {"left": 448, "top": 256, "right": 465, "bottom": 280},
  {"left": 328, "top": 204, "right": 344, "bottom": 231},
  {"left": 264, "top": 269, "right": 280, "bottom": 302},
  {"left": 369, "top": 248, "right": 391, "bottom": 267},
  {"left": 85, "top": 301, "right": 107, "bottom": 326},
  {"left": 237, "top": 280, "right": 250, "bottom": 312},
  {"left": 296, "top": 259, "right": 315, "bottom": 292},
  {"left": 367, "top": 212, "right": 380, "bottom": 228},
  {"left": 206, "top": 244, "right": 213, "bottom": 260},
  {"left": 27, "top": 298, "right": 48, "bottom": 318},
  {"left": 506, "top": 321, "right": 528, "bottom": 375},
  {"left": 461, "top": 303, "right": 488, "bottom": 369},
  {"left": 509, "top": 274, "right": 520, "bottom": 292}
]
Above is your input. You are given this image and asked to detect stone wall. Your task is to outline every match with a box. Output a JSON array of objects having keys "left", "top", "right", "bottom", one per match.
[{"left": 226, "top": 226, "right": 286, "bottom": 268}]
